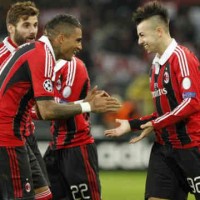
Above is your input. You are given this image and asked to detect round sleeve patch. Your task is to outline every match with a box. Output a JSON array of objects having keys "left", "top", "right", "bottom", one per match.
[
  {"left": 43, "top": 79, "right": 53, "bottom": 92},
  {"left": 62, "top": 86, "right": 71, "bottom": 98},
  {"left": 182, "top": 77, "right": 191, "bottom": 90}
]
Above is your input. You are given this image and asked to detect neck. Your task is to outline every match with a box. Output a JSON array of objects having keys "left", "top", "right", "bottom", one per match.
[
  {"left": 157, "top": 35, "right": 172, "bottom": 57},
  {"left": 9, "top": 35, "right": 18, "bottom": 47}
]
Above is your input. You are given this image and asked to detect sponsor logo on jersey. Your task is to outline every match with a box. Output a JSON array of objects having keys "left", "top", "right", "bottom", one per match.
[
  {"left": 43, "top": 79, "right": 53, "bottom": 92},
  {"left": 151, "top": 88, "right": 167, "bottom": 98}
]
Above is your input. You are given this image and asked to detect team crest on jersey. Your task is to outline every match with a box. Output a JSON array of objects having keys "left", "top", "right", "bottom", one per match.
[
  {"left": 163, "top": 71, "right": 169, "bottom": 84},
  {"left": 25, "top": 181, "right": 31, "bottom": 193},
  {"left": 56, "top": 78, "right": 62, "bottom": 91},
  {"left": 43, "top": 79, "right": 53, "bottom": 92},
  {"left": 62, "top": 86, "right": 71, "bottom": 98}
]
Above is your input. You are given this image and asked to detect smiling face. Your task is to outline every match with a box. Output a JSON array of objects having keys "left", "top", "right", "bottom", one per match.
[
  {"left": 60, "top": 27, "right": 82, "bottom": 60},
  {"left": 137, "top": 18, "right": 160, "bottom": 54},
  {"left": 53, "top": 27, "right": 82, "bottom": 61},
  {"left": 8, "top": 15, "right": 38, "bottom": 46}
]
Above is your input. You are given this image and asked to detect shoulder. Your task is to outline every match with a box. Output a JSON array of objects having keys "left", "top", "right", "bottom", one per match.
[
  {"left": 172, "top": 45, "right": 196, "bottom": 61},
  {"left": 0, "top": 42, "right": 4, "bottom": 49},
  {"left": 74, "top": 57, "right": 86, "bottom": 67}
]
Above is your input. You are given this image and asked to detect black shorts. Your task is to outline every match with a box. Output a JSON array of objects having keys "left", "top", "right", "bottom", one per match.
[
  {"left": 26, "top": 143, "right": 48, "bottom": 190},
  {"left": 26, "top": 134, "right": 50, "bottom": 186},
  {"left": 44, "top": 143, "right": 101, "bottom": 200},
  {"left": 0, "top": 146, "right": 35, "bottom": 200},
  {"left": 145, "top": 142, "right": 200, "bottom": 200}
]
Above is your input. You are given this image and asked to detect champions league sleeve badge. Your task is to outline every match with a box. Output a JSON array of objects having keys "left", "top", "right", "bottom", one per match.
[{"left": 43, "top": 79, "right": 53, "bottom": 92}]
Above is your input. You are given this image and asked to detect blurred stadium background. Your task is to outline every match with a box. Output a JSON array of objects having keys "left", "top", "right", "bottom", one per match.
[{"left": 1, "top": 0, "right": 200, "bottom": 199}]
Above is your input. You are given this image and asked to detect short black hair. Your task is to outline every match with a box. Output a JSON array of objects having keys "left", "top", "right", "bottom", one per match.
[
  {"left": 44, "top": 14, "right": 82, "bottom": 37},
  {"left": 132, "top": 1, "right": 169, "bottom": 26}
]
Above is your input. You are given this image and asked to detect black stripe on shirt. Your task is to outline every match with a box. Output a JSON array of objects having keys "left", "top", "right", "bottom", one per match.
[
  {"left": 163, "top": 63, "right": 191, "bottom": 145},
  {"left": 0, "top": 43, "right": 35, "bottom": 89},
  {"left": 14, "top": 88, "right": 33, "bottom": 139},
  {"left": 153, "top": 66, "right": 170, "bottom": 144}
]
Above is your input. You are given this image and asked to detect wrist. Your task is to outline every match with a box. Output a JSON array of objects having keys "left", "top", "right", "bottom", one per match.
[
  {"left": 80, "top": 102, "right": 91, "bottom": 113},
  {"left": 74, "top": 99, "right": 84, "bottom": 104}
]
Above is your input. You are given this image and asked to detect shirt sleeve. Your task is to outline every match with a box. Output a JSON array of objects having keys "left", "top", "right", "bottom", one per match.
[
  {"left": 129, "top": 112, "right": 157, "bottom": 130},
  {"left": 29, "top": 45, "right": 55, "bottom": 100}
]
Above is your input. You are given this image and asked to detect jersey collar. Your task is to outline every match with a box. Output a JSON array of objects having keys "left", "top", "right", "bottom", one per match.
[
  {"left": 38, "top": 35, "right": 56, "bottom": 61},
  {"left": 152, "top": 39, "right": 177, "bottom": 65},
  {"left": 3, "top": 37, "right": 17, "bottom": 53},
  {"left": 52, "top": 59, "right": 68, "bottom": 81}
]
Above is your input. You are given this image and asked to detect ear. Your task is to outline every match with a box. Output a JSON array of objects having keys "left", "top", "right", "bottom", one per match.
[
  {"left": 7, "top": 24, "right": 15, "bottom": 35},
  {"left": 56, "top": 34, "right": 65, "bottom": 44},
  {"left": 156, "top": 26, "right": 163, "bottom": 37}
]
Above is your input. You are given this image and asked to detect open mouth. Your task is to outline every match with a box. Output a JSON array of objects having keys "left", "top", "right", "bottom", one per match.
[{"left": 26, "top": 38, "right": 35, "bottom": 43}]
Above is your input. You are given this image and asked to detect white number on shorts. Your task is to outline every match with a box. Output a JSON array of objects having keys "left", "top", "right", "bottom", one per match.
[
  {"left": 70, "top": 183, "right": 90, "bottom": 200},
  {"left": 187, "top": 176, "right": 200, "bottom": 193}
]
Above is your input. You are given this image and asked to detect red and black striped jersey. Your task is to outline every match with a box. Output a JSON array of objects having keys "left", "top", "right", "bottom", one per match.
[
  {"left": 0, "top": 37, "right": 35, "bottom": 137},
  {"left": 0, "top": 36, "right": 55, "bottom": 146},
  {"left": 0, "top": 37, "right": 17, "bottom": 68},
  {"left": 50, "top": 57, "right": 94, "bottom": 149},
  {"left": 150, "top": 39, "right": 200, "bottom": 148}
]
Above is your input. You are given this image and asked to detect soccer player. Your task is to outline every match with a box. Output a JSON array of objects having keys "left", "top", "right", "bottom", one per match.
[
  {"left": 0, "top": 2, "right": 52, "bottom": 200},
  {"left": 105, "top": 1, "right": 200, "bottom": 200},
  {"left": 43, "top": 56, "right": 102, "bottom": 200},
  {"left": 0, "top": 14, "right": 121, "bottom": 200}
]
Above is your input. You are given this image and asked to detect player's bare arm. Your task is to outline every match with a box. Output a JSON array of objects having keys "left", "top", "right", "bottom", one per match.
[{"left": 36, "top": 94, "right": 121, "bottom": 120}]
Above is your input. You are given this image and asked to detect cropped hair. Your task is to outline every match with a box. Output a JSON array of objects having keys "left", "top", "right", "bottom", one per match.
[
  {"left": 6, "top": 1, "right": 39, "bottom": 26},
  {"left": 132, "top": 1, "right": 169, "bottom": 26},
  {"left": 44, "top": 14, "right": 82, "bottom": 37}
]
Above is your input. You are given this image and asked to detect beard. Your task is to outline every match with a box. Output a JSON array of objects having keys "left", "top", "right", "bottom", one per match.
[{"left": 14, "top": 29, "right": 36, "bottom": 46}]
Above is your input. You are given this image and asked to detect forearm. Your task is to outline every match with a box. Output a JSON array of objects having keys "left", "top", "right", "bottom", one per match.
[
  {"left": 36, "top": 100, "right": 87, "bottom": 120},
  {"left": 128, "top": 112, "right": 157, "bottom": 130}
]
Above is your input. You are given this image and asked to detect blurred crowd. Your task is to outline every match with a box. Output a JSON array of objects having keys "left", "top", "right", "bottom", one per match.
[{"left": 1, "top": 0, "right": 200, "bottom": 129}]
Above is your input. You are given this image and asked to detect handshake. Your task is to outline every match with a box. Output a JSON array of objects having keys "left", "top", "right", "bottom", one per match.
[{"left": 82, "top": 86, "right": 122, "bottom": 113}]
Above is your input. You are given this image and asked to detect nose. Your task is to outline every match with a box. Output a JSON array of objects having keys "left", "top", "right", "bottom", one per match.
[
  {"left": 138, "top": 37, "right": 142, "bottom": 45},
  {"left": 78, "top": 43, "right": 82, "bottom": 51},
  {"left": 30, "top": 26, "right": 38, "bottom": 34}
]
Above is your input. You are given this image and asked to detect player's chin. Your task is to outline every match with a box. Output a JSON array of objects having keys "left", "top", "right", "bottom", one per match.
[{"left": 65, "top": 54, "right": 74, "bottom": 61}]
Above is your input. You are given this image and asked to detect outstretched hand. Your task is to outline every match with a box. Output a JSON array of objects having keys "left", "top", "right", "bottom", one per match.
[
  {"left": 105, "top": 119, "right": 154, "bottom": 144},
  {"left": 129, "top": 121, "right": 153, "bottom": 144},
  {"left": 104, "top": 119, "right": 131, "bottom": 137}
]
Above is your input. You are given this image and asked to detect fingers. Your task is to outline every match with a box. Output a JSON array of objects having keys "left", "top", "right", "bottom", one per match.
[
  {"left": 104, "top": 129, "right": 117, "bottom": 137},
  {"left": 129, "top": 135, "right": 144, "bottom": 144},
  {"left": 95, "top": 91, "right": 110, "bottom": 97},
  {"left": 90, "top": 85, "right": 98, "bottom": 94},
  {"left": 129, "top": 127, "right": 153, "bottom": 144},
  {"left": 141, "top": 121, "right": 153, "bottom": 129}
]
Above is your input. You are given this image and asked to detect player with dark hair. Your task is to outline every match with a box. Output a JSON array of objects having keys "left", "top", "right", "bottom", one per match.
[
  {"left": 43, "top": 56, "right": 102, "bottom": 200},
  {"left": 0, "top": 13, "right": 120, "bottom": 200},
  {"left": 105, "top": 1, "right": 200, "bottom": 200},
  {"left": 0, "top": 1, "right": 53, "bottom": 200}
]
